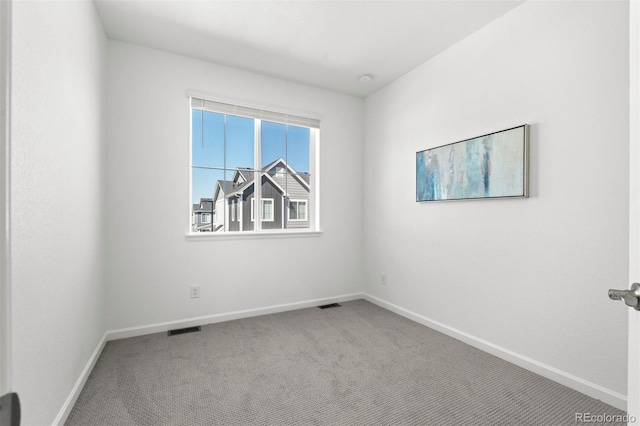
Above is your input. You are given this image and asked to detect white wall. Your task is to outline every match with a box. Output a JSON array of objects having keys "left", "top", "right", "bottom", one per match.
[
  {"left": 105, "top": 41, "right": 364, "bottom": 331},
  {"left": 7, "top": 1, "right": 630, "bottom": 421},
  {"left": 10, "top": 1, "right": 106, "bottom": 424},
  {"left": 364, "top": 0, "right": 629, "bottom": 397}
]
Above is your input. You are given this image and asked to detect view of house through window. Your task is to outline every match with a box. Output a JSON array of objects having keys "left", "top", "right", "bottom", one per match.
[{"left": 190, "top": 98, "right": 318, "bottom": 233}]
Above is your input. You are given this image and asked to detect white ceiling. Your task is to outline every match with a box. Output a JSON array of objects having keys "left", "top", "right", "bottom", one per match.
[{"left": 95, "top": 0, "right": 525, "bottom": 98}]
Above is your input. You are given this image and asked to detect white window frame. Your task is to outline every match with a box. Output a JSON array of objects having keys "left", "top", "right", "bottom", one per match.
[
  {"left": 251, "top": 198, "right": 274, "bottom": 222},
  {"left": 261, "top": 198, "right": 274, "bottom": 222},
  {"left": 288, "top": 199, "right": 308, "bottom": 221},
  {"left": 201, "top": 212, "right": 212, "bottom": 224},
  {"left": 188, "top": 93, "right": 321, "bottom": 238}
]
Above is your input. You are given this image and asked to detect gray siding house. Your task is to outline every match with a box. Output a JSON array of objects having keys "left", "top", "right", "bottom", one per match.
[
  {"left": 211, "top": 158, "right": 310, "bottom": 232},
  {"left": 191, "top": 198, "right": 215, "bottom": 232}
]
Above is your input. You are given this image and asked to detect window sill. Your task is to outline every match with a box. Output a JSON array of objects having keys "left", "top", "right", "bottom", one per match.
[{"left": 185, "top": 229, "right": 323, "bottom": 241}]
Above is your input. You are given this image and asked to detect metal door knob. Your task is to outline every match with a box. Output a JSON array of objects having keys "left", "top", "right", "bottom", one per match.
[{"left": 609, "top": 283, "right": 640, "bottom": 310}]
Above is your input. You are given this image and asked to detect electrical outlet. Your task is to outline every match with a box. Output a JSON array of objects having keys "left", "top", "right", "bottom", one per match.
[
  {"left": 190, "top": 285, "right": 200, "bottom": 298},
  {"left": 381, "top": 274, "right": 387, "bottom": 285}
]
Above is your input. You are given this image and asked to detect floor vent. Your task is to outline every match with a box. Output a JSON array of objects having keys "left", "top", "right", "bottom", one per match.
[
  {"left": 318, "top": 303, "right": 341, "bottom": 310},
  {"left": 168, "top": 326, "right": 201, "bottom": 336}
]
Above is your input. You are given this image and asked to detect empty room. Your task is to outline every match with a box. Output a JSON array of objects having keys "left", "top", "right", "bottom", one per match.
[{"left": 1, "top": 0, "right": 639, "bottom": 425}]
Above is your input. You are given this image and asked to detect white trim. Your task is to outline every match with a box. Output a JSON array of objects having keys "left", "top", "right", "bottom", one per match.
[
  {"left": 251, "top": 197, "right": 275, "bottom": 222},
  {"left": 188, "top": 99, "right": 196, "bottom": 237},
  {"left": 261, "top": 198, "right": 274, "bottom": 222},
  {"left": 106, "top": 293, "right": 363, "bottom": 341},
  {"left": 56, "top": 293, "right": 625, "bottom": 425},
  {"left": 262, "top": 158, "right": 310, "bottom": 191},
  {"left": 52, "top": 334, "right": 107, "bottom": 426},
  {"left": 0, "top": 0, "right": 11, "bottom": 396},
  {"left": 363, "top": 293, "right": 627, "bottom": 411},
  {"left": 628, "top": 0, "right": 640, "bottom": 418},
  {"left": 200, "top": 212, "right": 211, "bottom": 224},
  {"left": 262, "top": 172, "right": 288, "bottom": 198},
  {"left": 186, "top": 229, "right": 323, "bottom": 241},
  {"left": 253, "top": 120, "right": 261, "bottom": 231},
  {"left": 310, "top": 128, "right": 319, "bottom": 231}
]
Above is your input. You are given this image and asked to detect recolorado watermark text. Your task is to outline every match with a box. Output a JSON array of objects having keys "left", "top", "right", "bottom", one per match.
[{"left": 575, "top": 412, "right": 636, "bottom": 423}]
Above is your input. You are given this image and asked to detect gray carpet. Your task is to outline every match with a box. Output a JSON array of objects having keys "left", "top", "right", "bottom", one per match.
[{"left": 65, "top": 300, "right": 626, "bottom": 425}]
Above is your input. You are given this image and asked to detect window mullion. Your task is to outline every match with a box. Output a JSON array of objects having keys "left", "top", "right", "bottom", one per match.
[
  {"left": 254, "top": 119, "right": 262, "bottom": 232},
  {"left": 310, "top": 128, "right": 318, "bottom": 230},
  {"left": 223, "top": 114, "right": 228, "bottom": 232},
  {"left": 284, "top": 124, "right": 289, "bottom": 230}
]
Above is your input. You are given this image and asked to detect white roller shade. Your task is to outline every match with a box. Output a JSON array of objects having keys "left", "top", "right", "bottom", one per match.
[{"left": 190, "top": 97, "right": 320, "bottom": 129}]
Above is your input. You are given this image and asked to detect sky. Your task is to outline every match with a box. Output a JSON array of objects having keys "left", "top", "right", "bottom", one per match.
[{"left": 191, "top": 109, "right": 311, "bottom": 204}]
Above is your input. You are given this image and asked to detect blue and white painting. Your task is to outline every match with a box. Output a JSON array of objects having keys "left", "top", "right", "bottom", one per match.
[{"left": 416, "top": 125, "right": 528, "bottom": 202}]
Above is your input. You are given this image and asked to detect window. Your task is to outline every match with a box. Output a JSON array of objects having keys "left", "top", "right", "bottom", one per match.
[
  {"left": 190, "top": 96, "right": 319, "bottom": 233},
  {"left": 251, "top": 198, "right": 275, "bottom": 222},
  {"left": 201, "top": 213, "right": 212, "bottom": 224},
  {"left": 262, "top": 199, "right": 274, "bottom": 222},
  {"left": 288, "top": 200, "right": 308, "bottom": 221}
]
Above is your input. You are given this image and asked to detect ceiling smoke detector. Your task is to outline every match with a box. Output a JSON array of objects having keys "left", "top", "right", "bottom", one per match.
[{"left": 358, "top": 74, "right": 373, "bottom": 83}]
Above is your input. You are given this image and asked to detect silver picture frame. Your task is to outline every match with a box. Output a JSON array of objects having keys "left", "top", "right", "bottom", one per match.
[{"left": 416, "top": 125, "right": 529, "bottom": 202}]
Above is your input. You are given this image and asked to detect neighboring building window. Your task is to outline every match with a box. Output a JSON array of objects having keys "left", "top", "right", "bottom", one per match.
[
  {"left": 262, "top": 199, "right": 274, "bottom": 222},
  {"left": 201, "top": 213, "right": 211, "bottom": 224},
  {"left": 190, "top": 96, "right": 319, "bottom": 233},
  {"left": 251, "top": 198, "right": 275, "bottom": 222},
  {"left": 288, "top": 200, "right": 308, "bottom": 221}
]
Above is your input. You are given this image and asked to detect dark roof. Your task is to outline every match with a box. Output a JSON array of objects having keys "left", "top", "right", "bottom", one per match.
[
  {"left": 217, "top": 180, "right": 235, "bottom": 193},
  {"left": 192, "top": 198, "right": 213, "bottom": 213},
  {"left": 236, "top": 168, "right": 253, "bottom": 182},
  {"left": 298, "top": 173, "right": 310, "bottom": 185},
  {"left": 213, "top": 180, "right": 239, "bottom": 203},
  {"left": 193, "top": 205, "right": 213, "bottom": 213}
]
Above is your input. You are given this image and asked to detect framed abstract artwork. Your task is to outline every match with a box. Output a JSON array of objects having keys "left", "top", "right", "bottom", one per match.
[{"left": 416, "top": 125, "right": 529, "bottom": 202}]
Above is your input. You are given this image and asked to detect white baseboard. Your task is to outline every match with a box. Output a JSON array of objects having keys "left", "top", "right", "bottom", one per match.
[
  {"left": 53, "top": 293, "right": 363, "bottom": 425},
  {"left": 363, "top": 293, "right": 627, "bottom": 412},
  {"left": 54, "top": 293, "right": 362, "bottom": 424},
  {"left": 53, "top": 333, "right": 107, "bottom": 426},
  {"left": 105, "top": 292, "right": 365, "bottom": 341}
]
